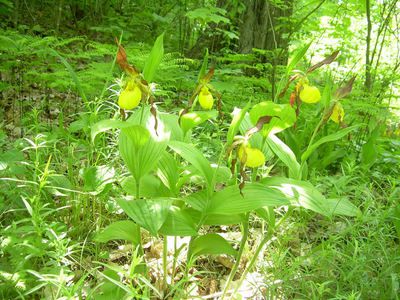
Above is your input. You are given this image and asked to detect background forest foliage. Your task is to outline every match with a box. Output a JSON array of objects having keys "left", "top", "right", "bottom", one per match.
[{"left": 0, "top": 0, "right": 400, "bottom": 299}]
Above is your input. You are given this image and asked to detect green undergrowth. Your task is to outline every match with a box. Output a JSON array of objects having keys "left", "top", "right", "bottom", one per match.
[{"left": 0, "top": 29, "right": 399, "bottom": 300}]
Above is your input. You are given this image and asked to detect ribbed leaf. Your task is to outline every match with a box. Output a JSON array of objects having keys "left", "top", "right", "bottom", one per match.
[
  {"left": 180, "top": 110, "right": 217, "bottom": 135},
  {"left": 187, "top": 208, "right": 245, "bottom": 225},
  {"left": 157, "top": 152, "right": 180, "bottom": 195},
  {"left": 184, "top": 190, "right": 208, "bottom": 212},
  {"left": 188, "top": 234, "right": 236, "bottom": 259},
  {"left": 159, "top": 206, "right": 197, "bottom": 236},
  {"left": 159, "top": 113, "right": 184, "bottom": 141},
  {"left": 267, "top": 134, "right": 300, "bottom": 179},
  {"left": 119, "top": 131, "right": 167, "bottom": 182},
  {"left": 117, "top": 198, "right": 172, "bottom": 236},
  {"left": 121, "top": 125, "right": 150, "bottom": 148},
  {"left": 262, "top": 177, "right": 359, "bottom": 217},
  {"left": 121, "top": 175, "right": 162, "bottom": 198},
  {"left": 81, "top": 165, "right": 115, "bottom": 194},
  {"left": 249, "top": 102, "right": 296, "bottom": 137},
  {"left": 95, "top": 220, "right": 140, "bottom": 244},
  {"left": 143, "top": 33, "right": 164, "bottom": 82},
  {"left": 207, "top": 183, "right": 290, "bottom": 215},
  {"left": 212, "top": 165, "right": 231, "bottom": 184},
  {"left": 262, "top": 177, "right": 326, "bottom": 215},
  {"left": 286, "top": 42, "right": 312, "bottom": 75},
  {"left": 301, "top": 125, "right": 359, "bottom": 162},
  {"left": 168, "top": 141, "right": 214, "bottom": 188},
  {"left": 91, "top": 119, "right": 130, "bottom": 142},
  {"left": 325, "top": 198, "right": 360, "bottom": 217}
]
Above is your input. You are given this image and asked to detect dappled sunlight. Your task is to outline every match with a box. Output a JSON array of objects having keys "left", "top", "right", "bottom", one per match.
[{"left": 146, "top": 113, "right": 171, "bottom": 142}]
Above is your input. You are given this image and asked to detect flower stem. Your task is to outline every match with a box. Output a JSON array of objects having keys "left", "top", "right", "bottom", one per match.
[
  {"left": 232, "top": 229, "right": 274, "bottom": 296},
  {"left": 232, "top": 208, "right": 292, "bottom": 296},
  {"left": 221, "top": 213, "right": 250, "bottom": 299},
  {"left": 135, "top": 178, "right": 146, "bottom": 274},
  {"left": 307, "top": 116, "right": 324, "bottom": 150},
  {"left": 163, "top": 235, "right": 168, "bottom": 296}
]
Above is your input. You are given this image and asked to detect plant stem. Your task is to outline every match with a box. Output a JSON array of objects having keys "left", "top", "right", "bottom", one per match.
[
  {"left": 232, "top": 208, "right": 292, "bottom": 296},
  {"left": 171, "top": 236, "right": 177, "bottom": 281},
  {"left": 307, "top": 116, "right": 324, "bottom": 151},
  {"left": 221, "top": 213, "right": 250, "bottom": 300},
  {"left": 232, "top": 228, "right": 274, "bottom": 296},
  {"left": 139, "top": 103, "right": 146, "bottom": 125},
  {"left": 301, "top": 115, "right": 325, "bottom": 179},
  {"left": 135, "top": 178, "right": 146, "bottom": 274},
  {"left": 163, "top": 235, "right": 168, "bottom": 297}
]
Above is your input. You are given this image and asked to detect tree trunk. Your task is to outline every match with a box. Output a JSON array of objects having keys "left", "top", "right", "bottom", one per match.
[
  {"left": 239, "top": 0, "right": 293, "bottom": 97},
  {"left": 239, "top": 0, "right": 294, "bottom": 65}
]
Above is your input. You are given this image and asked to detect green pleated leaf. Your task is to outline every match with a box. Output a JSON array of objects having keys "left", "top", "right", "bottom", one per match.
[
  {"left": 121, "top": 125, "right": 150, "bottom": 148},
  {"left": 121, "top": 175, "right": 164, "bottom": 198},
  {"left": 91, "top": 119, "right": 147, "bottom": 142},
  {"left": 91, "top": 119, "right": 133, "bottom": 142},
  {"left": 95, "top": 220, "right": 140, "bottom": 244},
  {"left": 180, "top": 110, "right": 218, "bottom": 135},
  {"left": 183, "top": 190, "right": 208, "bottom": 212},
  {"left": 266, "top": 134, "right": 301, "bottom": 179},
  {"left": 117, "top": 198, "right": 172, "bottom": 236},
  {"left": 188, "top": 234, "right": 237, "bottom": 259},
  {"left": 212, "top": 165, "right": 232, "bottom": 184},
  {"left": 168, "top": 141, "right": 214, "bottom": 189},
  {"left": 157, "top": 152, "right": 180, "bottom": 195},
  {"left": 81, "top": 165, "right": 115, "bottom": 194},
  {"left": 119, "top": 130, "right": 167, "bottom": 182},
  {"left": 324, "top": 198, "right": 360, "bottom": 217},
  {"left": 301, "top": 125, "right": 359, "bottom": 162},
  {"left": 262, "top": 177, "right": 326, "bottom": 215},
  {"left": 143, "top": 33, "right": 164, "bottom": 82},
  {"left": 159, "top": 206, "right": 197, "bottom": 236},
  {"left": 187, "top": 208, "right": 245, "bottom": 225},
  {"left": 249, "top": 101, "right": 296, "bottom": 136},
  {"left": 286, "top": 42, "right": 312, "bottom": 75},
  {"left": 261, "top": 177, "right": 359, "bottom": 217},
  {"left": 207, "top": 183, "right": 290, "bottom": 215},
  {"left": 185, "top": 164, "right": 231, "bottom": 186}
]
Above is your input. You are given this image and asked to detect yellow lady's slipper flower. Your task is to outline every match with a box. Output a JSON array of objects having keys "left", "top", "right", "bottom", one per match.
[
  {"left": 198, "top": 87, "right": 214, "bottom": 110},
  {"left": 238, "top": 146, "right": 266, "bottom": 168},
  {"left": 118, "top": 84, "right": 142, "bottom": 110},
  {"left": 330, "top": 102, "right": 345, "bottom": 123},
  {"left": 299, "top": 85, "right": 321, "bottom": 103}
]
